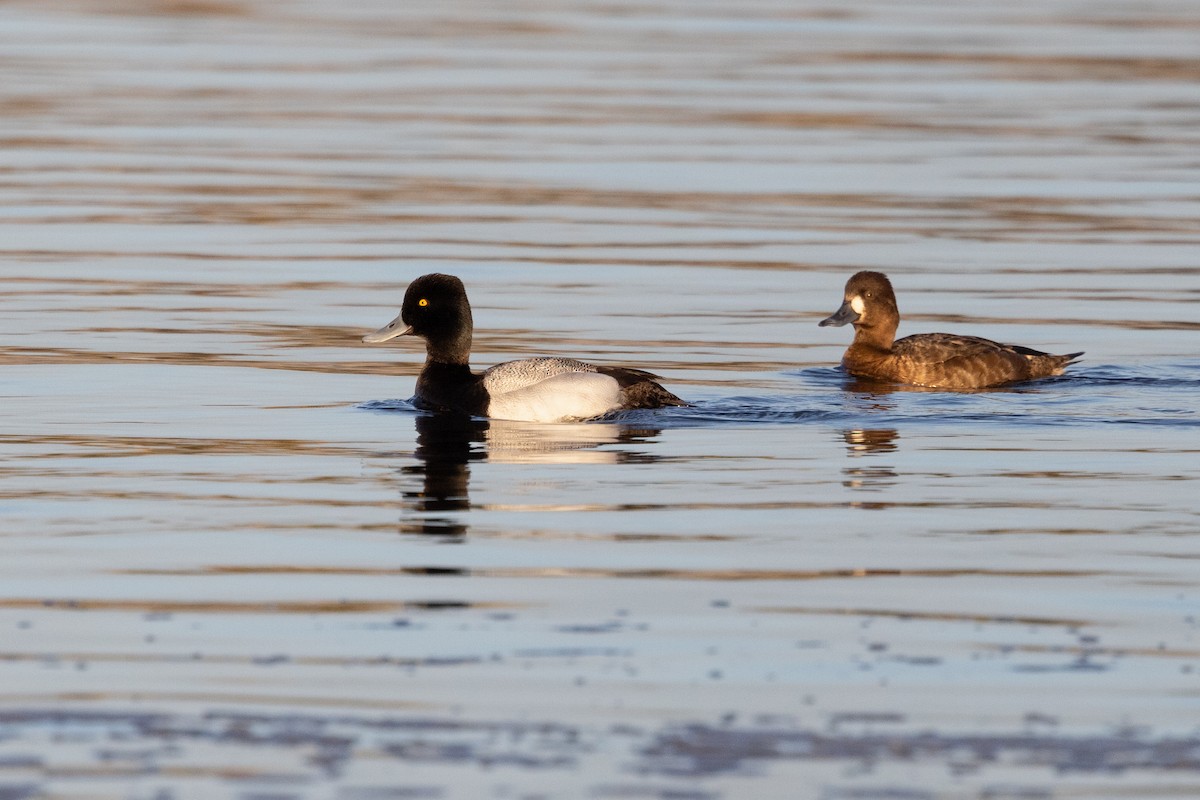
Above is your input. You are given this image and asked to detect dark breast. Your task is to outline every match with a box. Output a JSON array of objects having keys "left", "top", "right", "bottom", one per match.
[{"left": 415, "top": 362, "right": 490, "bottom": 415}]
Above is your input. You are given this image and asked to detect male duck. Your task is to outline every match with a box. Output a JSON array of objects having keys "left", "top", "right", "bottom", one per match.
[
  {"left": 363, "top": 273, "right": 686, "bottom": 422},
  {"left": 819, "top": 271, "right": 1082, "bottom": 389}
]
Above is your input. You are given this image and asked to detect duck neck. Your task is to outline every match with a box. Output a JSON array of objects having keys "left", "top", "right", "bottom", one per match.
[
  {"left": 851, "top": 321, "right": 896, "bottom": 352},
  {"left": 424, "top": 329, "right": 473, "bottom": 367}
]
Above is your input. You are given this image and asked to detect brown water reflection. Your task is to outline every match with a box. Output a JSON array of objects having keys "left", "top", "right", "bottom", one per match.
[{"left": 841, "top": 428, "right": 899, "bottom": 498}]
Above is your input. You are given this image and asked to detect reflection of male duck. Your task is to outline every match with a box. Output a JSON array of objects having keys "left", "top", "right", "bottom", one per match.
[
  {"left": 400, "top": 413, "right": 663, "bottom": 538},
  {"left": 484, "top": 420, "right": 663, "bottom": 465},
  {"left": 400, "top": 413, "right": 488, "bottom": 539}
]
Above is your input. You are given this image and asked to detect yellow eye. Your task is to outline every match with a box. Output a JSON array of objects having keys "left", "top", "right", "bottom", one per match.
[{"left": 418, "top": 298, "right": 428, "bottom": 307}]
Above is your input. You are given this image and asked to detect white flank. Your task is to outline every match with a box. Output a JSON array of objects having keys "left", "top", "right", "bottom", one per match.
[
  {"left": 486, "top": 371, "right": 622, "bottom": 422},
  {"left": 850, "top": 295, "right": 865, "bottom": 315}
]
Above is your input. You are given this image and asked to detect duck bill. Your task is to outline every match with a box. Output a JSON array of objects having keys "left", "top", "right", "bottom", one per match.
[
  {"left": 819, "top": 300, "right": 859, "bottom": 328},
  {"left": 362, "top": 314, "right": 414, "bottom": 343}
]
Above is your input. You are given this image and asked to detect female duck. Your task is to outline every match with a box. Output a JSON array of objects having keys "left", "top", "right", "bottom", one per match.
[
  {"left": 363, "top": 273, "right": 686, "bottom": 422},
  {"left": 819, "top": 271, "right": 1082, "bottom": 389}
]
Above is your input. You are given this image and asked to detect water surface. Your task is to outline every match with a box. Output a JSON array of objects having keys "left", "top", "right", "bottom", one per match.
[{"left": 2, "top": 1, "right": 1200, "bottom": 798}]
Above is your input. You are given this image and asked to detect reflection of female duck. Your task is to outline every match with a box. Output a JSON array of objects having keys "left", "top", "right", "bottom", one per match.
[
  {"left": 842, "top": 428, "right": 899, "bottom": 497},
  {"left": 364, "top": 273, "right": 686, "bottom": 422},
  {"left": 820, "top": 271, "right": 1082, "bottom": 389},
  {"left": 843, "top": 428, "right": 898, "bottom": 456}
]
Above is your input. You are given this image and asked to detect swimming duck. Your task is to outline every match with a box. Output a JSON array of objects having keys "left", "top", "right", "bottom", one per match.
[
  {"left": 819, "top": 271, "right": 1082, "bottom": 389},
  {"left": 363, "top": 273, "right": 687, "bottom": 422}
]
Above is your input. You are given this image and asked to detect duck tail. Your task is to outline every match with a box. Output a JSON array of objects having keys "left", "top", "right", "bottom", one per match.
[
  {"left": 598, "top": 366, "right": 689, "bottom": 408},
  {"left": 1046, "top": 351, "right": 1084, "bottom": 375},
  {"left": 627, "top": 382, "right": 690, "bottom": 408}
]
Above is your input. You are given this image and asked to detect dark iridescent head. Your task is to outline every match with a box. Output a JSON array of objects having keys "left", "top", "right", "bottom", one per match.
[{"left": 362, "top": 273, "right": 474, "bottom": 364}]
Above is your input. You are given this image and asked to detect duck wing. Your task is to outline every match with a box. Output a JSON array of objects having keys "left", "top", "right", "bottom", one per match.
[
  {"left": 889, "top": 334, "right": 1080, "bottom": 388},
  {"left": 889, "top": 333, "right": 1037, "bottom": 388},
  {"left": 891, "top": 333, "right": 1025, "bottom": 364},
  {"left": 480, "top": 357, "right": 598, "bottom": 395},
  {"left": 481, "top": 358, "right": 685, "bottom": 421},
  {"left": 481, "top": 358, "right": 621, "bottom": 422}
]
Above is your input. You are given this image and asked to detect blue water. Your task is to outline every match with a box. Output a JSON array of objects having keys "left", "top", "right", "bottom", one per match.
[{"left": 2, "top": 1, "right": 1200, "bottom": 799}]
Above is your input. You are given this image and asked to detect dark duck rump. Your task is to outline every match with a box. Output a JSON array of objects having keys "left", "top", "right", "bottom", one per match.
[
  {"left": 819, "top": 271, "right": 1083, "bottom": 390},
  {"left": 362, "top": 273, "right": 686, "bottom": 422}
]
